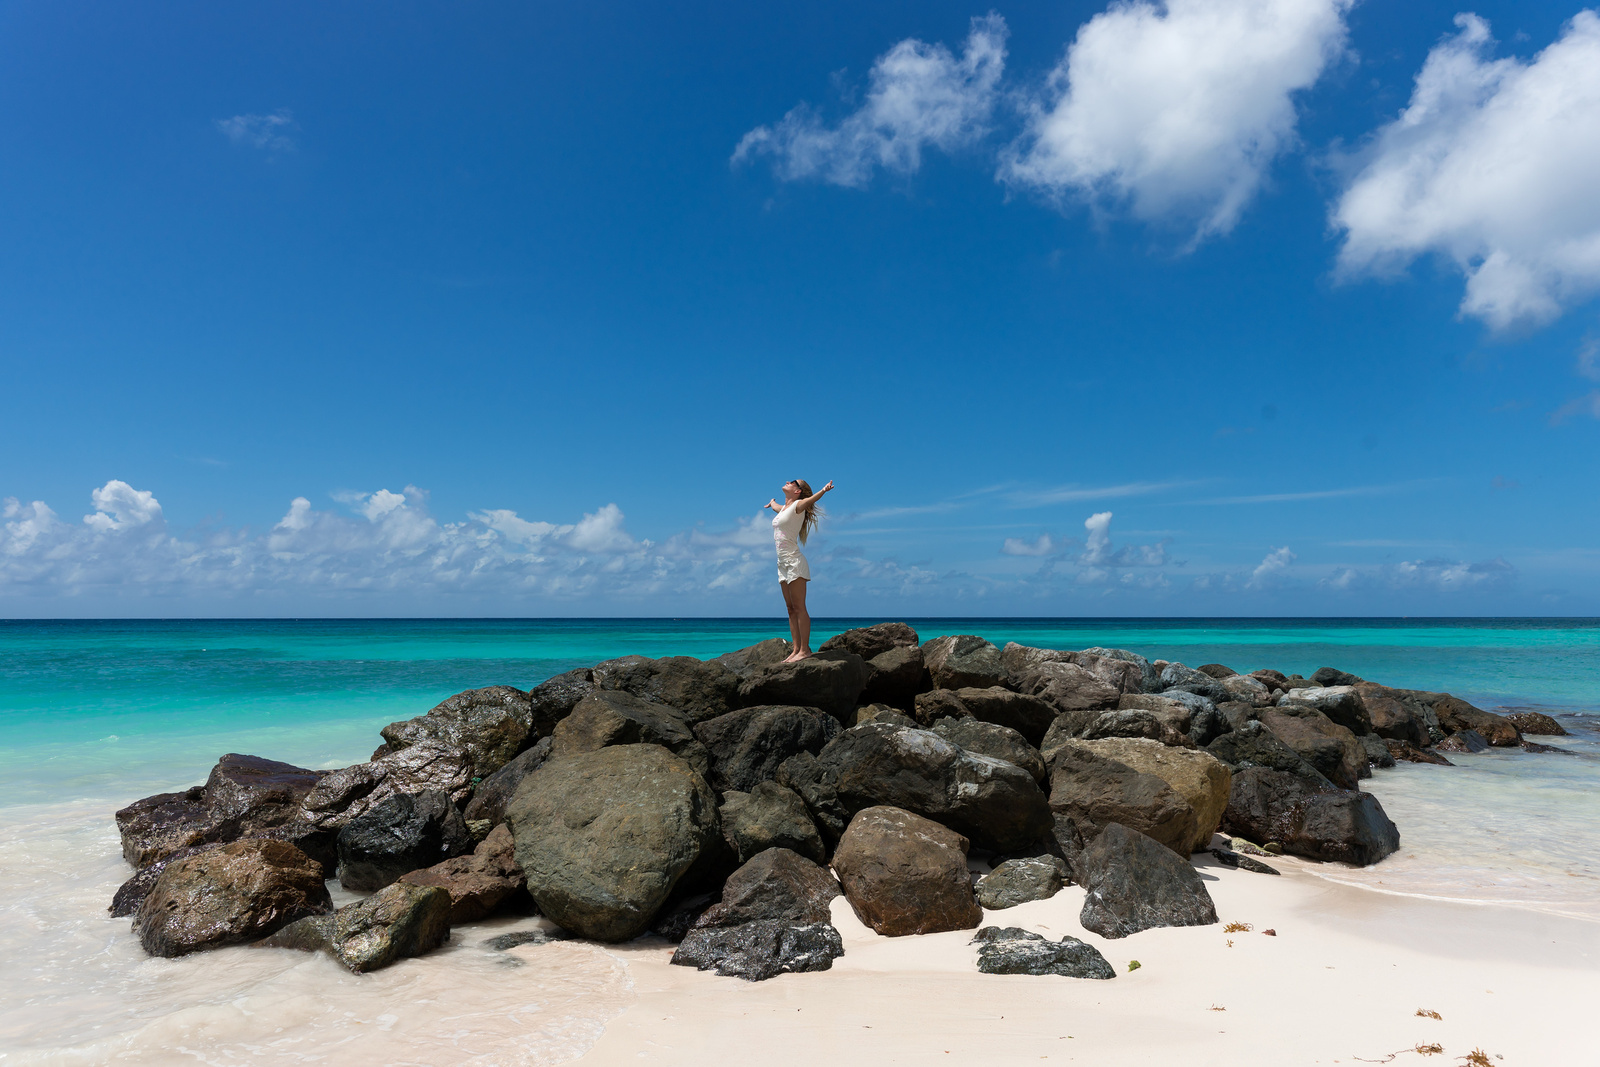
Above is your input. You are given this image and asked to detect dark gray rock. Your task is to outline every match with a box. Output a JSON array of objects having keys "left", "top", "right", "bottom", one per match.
[
  {"left": 592, "top": 655, "right": 739, "bottom": 724},
  {"left": 1196, "top": 663, "right": 1237, "bottom": 679},
  {"left": 526, "top": 668, "right": 597, "bottom": 738},
  {"left": 913, "top": 688, "right": 971, "bottom": 726},
  {"left": 1206, "top": 721, "right": 1333, "bottom": 786},
  {"left": 650, "top": 894, "right": 715, "bottom": 941},
  {"left": 1083, "top": 695, "right": 1191, "bottom": 747},
  {"left": 1384, "top": 739, "right": 1454, "bottom": 765},
  {"left": 819, "top": 622, "right": 920, "bottom": 660},
  {"left": 1312, "top": 667, "right": 1364, "bottom": 687},
  {"left": 720, "top": 782, "right": 825, "bottom": 864},
  {"left": 1003, "top": 646, "right": 1121, "bottom": 714},
  {"left": 1076, "top": 823, "right": 1218, "bottom": 939},
  {"left": 1047, "top": 742, "right": 1197, "bottom": 858},
  {"left": 923, "top": 635, "right": 1006, "bottom": 690},
  {"left": 263, "top": 882, "right": 453, "bottom": 973},
  {"left": 1159, "top": 663, "right": 1230, "bottom": 703},
  {"left": 971, "top": 926, "right": 1115, "bottom": 979},
  {"left": 1221, "top": 767, "right": 1400, "bottom": 866},
  {"left": 1278, "top": 686, "right": 1373, "bottom": 737},
  {"left": 1038, "top": 710, "right": 1101, "bottom": 764},
  {"left": 932, "top": 717, "right": 1047, "bottom": 783},
  {"left": 861, "top": 645, "right": 928, "bottom": 709},
  {"left": 110, "top": 843, "right": 219, "bottom": 918},
  {"left": 774, "top": 751, "right": 849, "bottom": 844},
  {"left": 671, "top": 920, "right": 844, "bottom": 981},
  {"left": 506, "top": 744, "right": 720, "bottom": 942},
  {"left": 378, "top": 686, "right": 534, "bottom": 779},
  {"left": 1430, "top": 695, "right": 1521, "bottom": 746},
  {"left": 737, "top": 651, "right": 869, "bottom": 720},
  {"left": 463, "top": 736, "right": 553, "bottom": 825},
  {"left": 134, "top": 840, "right": 332, "bottom": 957},
  {"left": 482, "top": 925, "right": 574, "bottom": 950},
  {"left": 550, "top": 690, "right": 711, "bottom": 779},
  {"left": 1258, "top": 706, "right": 1368, "bottom": 790},
  {"left": 1217, "top": 673, "right": 1274, "bottom": 707},
  {"left": 974, "top": 857, "right": 1068, "bottom": 909},
  {"left": 711, "top": 639, "right": 792, "bottom": 677},
  {"left": 1359, "top": 733, "right": 1396, "bottom": 769},
  {"left": 818, "top": 722, "right": 1053, "bottom": 852},
  {"left": 694, "top": 704, "right": 840, "bottom": 793},
  {"left": 1215, "top": 701, "right": 1259, "bottom": 733},
  {"left": 301, "top": 741, "right": 474, "bottom": 830},
  {"left": 1208, "top": 846, "right": 1280, "bottom": 875},
  {"left": 1080, "top": 647, "right": 1161, "bottom": 692},
  {"left": 852, "top": 704, "right": 917, "bottom": 728},
  {"left": 832, "top": 806, "right": 982, "bottom": 936},
  {"left": 1436, "top": 729, "right": 1488, "bottom": 753},
  {"left": 693, "top": 846, "right": 840, "bottom": 927},
  {"left": 336, "top": 789, "right": 474, "bottom": 892},
  {"left": 955, "top": 686, "right": 1065, "bottom": 745}
]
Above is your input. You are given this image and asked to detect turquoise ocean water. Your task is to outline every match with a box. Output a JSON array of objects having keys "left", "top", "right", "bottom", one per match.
[{"left": 2, "top": 617, "right": 1597, "bottom": 806}]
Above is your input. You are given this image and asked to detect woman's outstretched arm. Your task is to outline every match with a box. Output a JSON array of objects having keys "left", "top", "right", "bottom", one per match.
[
  {"left": 764, "top": 498, "right": 782, "bottom": 512},
  {"left": 798, "top": 481, "right": 834, "bottom": 509}
]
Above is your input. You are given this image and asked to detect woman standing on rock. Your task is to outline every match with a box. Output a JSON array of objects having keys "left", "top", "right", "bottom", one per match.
[{"left": 765, "top": 479, "right": 834, "bottom": 663}]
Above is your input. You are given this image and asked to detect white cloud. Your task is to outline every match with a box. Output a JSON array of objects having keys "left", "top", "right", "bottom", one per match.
[
  {"left": 1322, "top": 556, "right": 1515, "bottom": 591},
  {"left": 83, "top": 480, "right": 163, "bottom": 531},
  {"left": 1001, "top": 533, "right": 1056, "bottom": 556},
  {"left": 1006, "top": 480, "right": 1194, "bottom": 507},
  {"left": 216, "top": 109, "right": 298, "bottom": 152},
  {"left": 1333, "top": 12, "right": 1600, "bottom": 328},
  {"left": 1003, "top": 0, "right": 1351, "bottom": 241},
  {"left": 1081, "top": 511, "right": 1114, "bottom": 565},
  {"left": 1249, "top": 545, "right": 1296, "bottom": 586},
  {"left": 733, "top": 15, "right": 1007, "bottom": 187}
]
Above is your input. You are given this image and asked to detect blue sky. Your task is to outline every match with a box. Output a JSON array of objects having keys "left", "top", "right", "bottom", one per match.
[{"left": 2, "top": 0, "right": 1598, "bottom": 617}]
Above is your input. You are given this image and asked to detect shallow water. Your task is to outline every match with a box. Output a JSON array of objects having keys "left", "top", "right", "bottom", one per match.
[{"left": 2, "top": 617, "right": 1597, "bottom": 1059}]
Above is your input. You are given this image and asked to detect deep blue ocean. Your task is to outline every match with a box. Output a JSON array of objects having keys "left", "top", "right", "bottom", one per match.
[{"left": 2, "top": 617, "right": 1597, "bottom": 806}]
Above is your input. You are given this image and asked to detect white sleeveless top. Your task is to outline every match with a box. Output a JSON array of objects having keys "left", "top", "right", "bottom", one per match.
[{"left": 772, "top": 502, "right": 811, "bottom": 583}]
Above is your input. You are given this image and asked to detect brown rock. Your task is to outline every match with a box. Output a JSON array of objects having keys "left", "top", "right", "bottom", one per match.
[
  {"left": 133, "top": 840, "right": 331, "bottom": 957},
  {"left": 736, "top": 651, "right": 870, "bottom": 720},
  {"left": 922, "top": 635, "right": 1007, "bottom": 690},
  {"left": 591, "top": 655, "right": 739, "bottom": 724},
  {"left": 953, "top": 686, "right": 1059, "bottom": 745},
  {"left": 831, "top": 806, "right": 982, "bottom": 936},
  {"left": 819, "top": 622, "right": 920, "bottom": 661},
  {"left": 861, "top": 645, "right": 929, "bottom": 709},
  {"left": 1429, "top": 694, "right": 1521, "bottom": 747},
  {"left": 551, "top": 690, "right": 710, "bottom": 778},
  {"left": 1353, "top": 684, "right": 1431, "bottom": 746},
  {"left": 1383, "top": 739, "right": 1454, "bottom": 766},
  {"left": 1047, "top": 741, "right": 1197, "bottom": 857},
  {"left": 1502, "top": 710, "right": 1566, "bottom": 736},
  {"left": 1068, "top": 738, "right": 1231, "bottom": 854},
  {"left": 1258, "top": 706, "right": 1368, "bottom": 790},
  {"left": 399, "top": 823, "right": 527, "bottom": 924}
]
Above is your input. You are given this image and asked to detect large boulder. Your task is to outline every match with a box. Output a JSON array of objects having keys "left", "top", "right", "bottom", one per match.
[
  {"left": 832, "top": 806, "right": 983, "bottom": 936},
  {"left": 1047, "top": 740, "right": 1198, "bottom": 857},
  {"left": 301, "top": 740, "right": 474, "bottom": 830},
  {"left": 1003, "top": 645, "right": 1121, "bottom": 713},
  {"left": 133, "top": 840, "right": 331, "bottom": 957},
  {"left": 1222, "top": 767, "right": 1401, "bottom": 865},
  {"left": 694, "top": 704, "right": 841, "bottom": 793},
  {"left": 1277, "top": 686, "right": 1373, "bottom": 737},
  {"left": 971, "top": 926, "right": 1115, "bottom": 979},
  {"left": 819, "top": 622, "right": 920, "bottom": 660},
  {"left": 774, "top": 752, "right": 849, "bottom": 843},
  {"left": 506, "top": 744, "right": 720, "bottom": 942},
  {"left": 592, "top": 655, "right": 739, "bottom": 724},
  {"left": 670, "top": 848, "right": 845, "bottom": 981},
  {"left": 1081, "top": 698, "right": 1191, "bottom": 748},
  {"left": 923, "top": 635, "right": 1007, "bottom": 690},
  {"left": 550, "top": 691, "right": 710, "bottom": 779},
  {"left": 398, "top": 823, "right": 527, "bottom": 924},
  {"left": 1207, "top": 721, "right": 1333, "bottom": 786},
  {"left": 1076, "top": 823, "right": 1218, "bottom": 939},
  {"left": 953, "top": 686, "right": 1061, "bottom": 745},
  {"left": 1081, "top": 647, "right": 1161, "bottom": 692},
  {"left": 116, "top": 754, "right": 325, "bottom": 869},
  {"left": 1068, "top": 738, "right": 1231, "bottom": 855},
  {"left": 932, "top": 717, "right": 1046, "bottom": 784},
  {"left": 265, "top": 881, "right": 453, "bottom": 973},
  {"left": 1257, "top": 706, "right": 1368, "bottom": 790},
  {"left": 817, "top": 722, "right": 1053, "bottom": 852},
  {"left": 1352, "top": 684, "right": 1431, "bottom": 746},
  {"left": 1159, "top": 663, "right": 1230, "bottom": 703},
  {"left": 377, "top": 686, "right": 533, "bottom": 778},
  {"left": 1430, "top": 694, "right": 1521, "bottom": 747},
  {"left": 462, "top": 736, "right": 553, "bottom": 824},
  {"left": 110, "top": 843, "right": 219, "bottom": 918},
  {"left": 526, "top": 668, "right": 597, "bottom": 738},
  {"left": 737, "top": 652, "right": 869, "bottom": 720},
  {"left": 1503, "top": 710, "right": 1566, "bottom": 736},
  {"left": 1218, "top": 673, "right": 1273, "bottom": 707},
  {"left": 860, "top": 645, "right": 929, "bottom": 709},
  {"left": 336, "top": 790, "right": 474, "bottom": 892},
  {"left": 719, "top": 781, "right": 825, "bottom": 864},
  {"left": 711, "top": 638, "right": 792, "bottom": 677},
  {"left": 975, "top": 857, "right": 1068, "bottom": 910},
  {"left": 1312, "top": 667, "right": 1364, "bottom": 687}
]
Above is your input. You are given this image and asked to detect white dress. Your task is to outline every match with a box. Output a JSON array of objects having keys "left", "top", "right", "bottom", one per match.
[{"left": 772, "top": 502, "right": 811, "bottom": 583}]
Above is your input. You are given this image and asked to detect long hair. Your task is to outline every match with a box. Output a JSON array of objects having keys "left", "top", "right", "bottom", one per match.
[{"left": 793, "top": 479, "right": 824, "bottom": 545}]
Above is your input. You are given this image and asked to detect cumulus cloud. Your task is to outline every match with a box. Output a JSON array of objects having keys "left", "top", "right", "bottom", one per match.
[
  {"left": 733, "top": 14, "right": 1007, "bottom": 187},
  {"left": 1248, "top": 545, "right": 1296, "bottom": 587},
  {"left": 1003, "top": 0, "right": 1352, "bottom": 241},
  {"left": 1324, "top": 556, "right": 1515, "bottom": 592},
  {"left": 216, "top": 109, "right": 298, "bottom": 152},
  {"left": 84, "top": 480, "right": 163, "bottom": 531},
  {"left": 1333, "top": 13, "right": 1600, "bottom": 328},
  {"left": 1081, "top": 511, "right": 1114, "bottom": 565}
]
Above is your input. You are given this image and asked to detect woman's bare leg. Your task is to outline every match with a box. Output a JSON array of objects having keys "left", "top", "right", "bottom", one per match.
[{"left": 781, "top": 579, "right": 812, "bottom": 661}]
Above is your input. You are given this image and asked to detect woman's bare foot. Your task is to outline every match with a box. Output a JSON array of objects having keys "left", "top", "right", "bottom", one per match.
[{"left": 781, "top": 648, "right": 814, "bottom": 663}]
